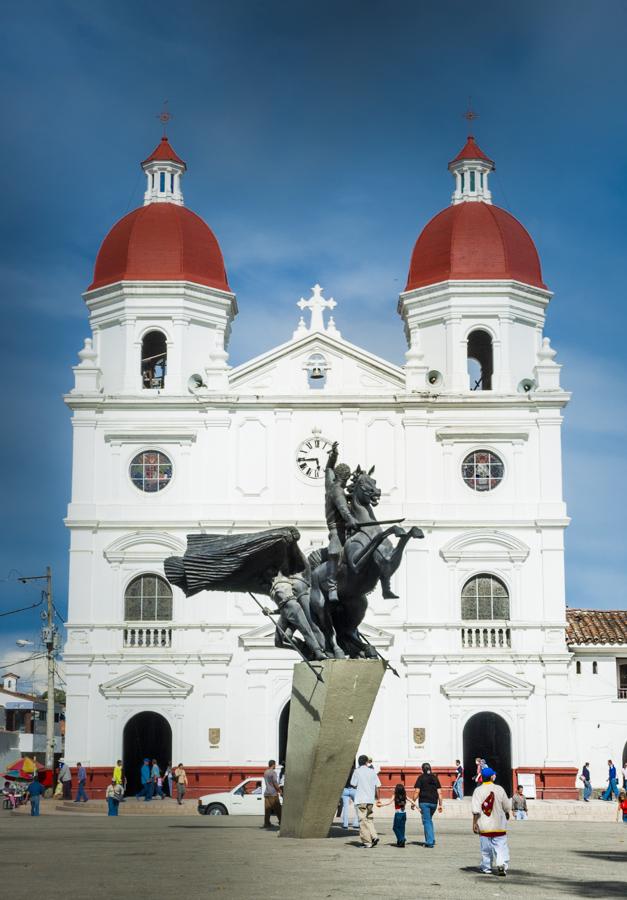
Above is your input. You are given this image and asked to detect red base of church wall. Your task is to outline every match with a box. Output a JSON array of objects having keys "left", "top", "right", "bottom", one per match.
[
  {"left": 515, "top": 767, "right": 578, "bottom": 800},
  {"left": 71, "top": 765, "right": 578, "bottom": 801}
]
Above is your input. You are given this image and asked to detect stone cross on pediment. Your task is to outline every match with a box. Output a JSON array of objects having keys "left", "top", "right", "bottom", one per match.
[{"left": 297, "top": 284, "right": 337, "bottom": 333}]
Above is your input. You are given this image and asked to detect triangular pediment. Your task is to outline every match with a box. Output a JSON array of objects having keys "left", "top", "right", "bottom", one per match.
[
  {"left": 229, "top": 331, "right": 404, "bottom": 396},
  {"left": 440, "top": 665, "right": 534, "bottom": 699},
  {"left": 239, "top": 620, "right": 394, "bottom": 651},
  {"left": 99, "top": 666, "right": 193, "bottom": 699}
]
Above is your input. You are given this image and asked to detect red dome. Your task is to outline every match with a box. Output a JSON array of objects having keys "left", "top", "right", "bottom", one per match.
[
  {"left": 406, "top": 202, "right": 545, "bottom": 291},
  {"left": 88, "top": 203, "right": 230, "bottom": 292}
]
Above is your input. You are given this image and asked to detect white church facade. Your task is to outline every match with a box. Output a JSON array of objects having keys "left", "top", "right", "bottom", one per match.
[{"left": 63, "top": 134, "right": 627, "bottom": 799}]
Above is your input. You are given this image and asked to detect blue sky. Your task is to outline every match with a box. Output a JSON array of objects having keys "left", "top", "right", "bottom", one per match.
[{"left": 1, "top": 0, "right": 626, "bottom": 683}]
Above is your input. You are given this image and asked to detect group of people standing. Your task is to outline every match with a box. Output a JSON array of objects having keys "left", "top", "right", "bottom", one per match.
[{"left": 135, "top": 759, "right": 188, "bottom": 805}]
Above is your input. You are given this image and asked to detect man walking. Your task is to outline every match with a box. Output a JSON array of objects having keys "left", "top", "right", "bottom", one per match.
[
  {"left": 74, "top": 762, "right": 88, "bottom": 803},
  {"left": 151, "top": 759, "right": 163, "bottom": 799},
  {"left": 471, "top": 767, "right": 511, "bottom": 876},
  {"left": 174, "top": 763, "right": 188, "bottom": 805},
  {"left": 511, "top": 786, "right": 528, "bottom": 820},
  {"left": 453, "top": 759, "right": 464, "bottom": 799},
  {"left": 137, "top": 758, "right": 152, "bottom": 801},
  {"left": 351, "top": 753, "right": 380, "bottom": 848},
  {"left": 580, "top": 762, "right": 592, "bottom": 802},
  {"left": 27, "top": 774, "right": 45, "bottom": 816},
  {"left": 58, "top": 759, "right": 72, "bottom": 800},
  {"left": 263, "top": 759, "right": 282, "bottom": 828},
  {"left": 602, "top": 759, "right": 619, "bottom": 801}
]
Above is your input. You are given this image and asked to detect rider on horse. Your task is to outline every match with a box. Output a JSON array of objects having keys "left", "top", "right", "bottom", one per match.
[{"left": 325, "top": 442, "right": 357, "bottom": 602}]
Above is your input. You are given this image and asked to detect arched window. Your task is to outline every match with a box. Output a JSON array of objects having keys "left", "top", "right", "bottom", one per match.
[
  {"left": 141, "top": 331, "right": 167, "bottom": 389},
  {"left": 467, "top": 330, "right": 493, "bottom": 391},
  {"left": 592, "top": 661, "right": 598, "bottom": 675},
  {"left": 124, "top": 574, "right": 172, "bottom": 621},
  {"left": 461, "top": 574, "right": 509, "bottom": 620},
  {"left": 576, "top": 660, "right": 581, "bottom": 675}
]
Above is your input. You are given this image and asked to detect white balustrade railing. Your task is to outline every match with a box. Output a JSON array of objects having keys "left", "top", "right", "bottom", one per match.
[
  {"left": 618, "top": 687, "right": 627, "bottom": 700},
  {"left": 461, "top": 625, "right": 511, "bottom": 649},
  {"left": 123, "top": 626, "right": 172, "bottom": 649}
]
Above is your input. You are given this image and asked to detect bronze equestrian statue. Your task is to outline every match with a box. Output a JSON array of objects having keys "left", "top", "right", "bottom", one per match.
[{"left": 163, "top": 444, "right": 423, "bottom": 659}]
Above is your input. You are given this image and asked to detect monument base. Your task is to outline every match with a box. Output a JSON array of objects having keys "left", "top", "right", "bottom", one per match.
[{"left": 280, "top": 658, "right": 386, "bottom": 839}]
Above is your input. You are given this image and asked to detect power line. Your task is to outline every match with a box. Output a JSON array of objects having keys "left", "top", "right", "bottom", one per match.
[
  {"left": 0, "top": 652, "right": 47, "bottom": 671},
  {"left": 0, "top": 598, "right": 43, "bottom": 618}
]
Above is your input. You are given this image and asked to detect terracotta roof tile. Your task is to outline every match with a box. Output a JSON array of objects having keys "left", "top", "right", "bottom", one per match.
[{"left": 566, "top": 608, "right": 627, "bottom": 645}]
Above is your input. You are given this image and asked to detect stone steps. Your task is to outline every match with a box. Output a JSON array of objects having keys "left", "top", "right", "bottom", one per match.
[{"left": 12, "top": 797, "right": 617, "bottom": 821}]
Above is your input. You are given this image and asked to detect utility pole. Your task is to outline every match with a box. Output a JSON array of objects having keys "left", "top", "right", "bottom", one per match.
[
  {"left": 19, "top": 567, "right": 57, "bottom": 768},
  {"left": 43, "top": 566, "right": 55, "bottom": 769}
]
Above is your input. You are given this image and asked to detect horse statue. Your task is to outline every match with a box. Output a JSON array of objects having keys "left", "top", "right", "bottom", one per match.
[
  {"left": 309, "top": 466, "right": 423, "bottom": 658},
  {"left": 163, "top": 458, "right": 424, "bottom": 662}
]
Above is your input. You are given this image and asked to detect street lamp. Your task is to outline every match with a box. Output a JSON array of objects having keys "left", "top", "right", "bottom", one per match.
[{"left": 15, "top": 639, "right": 34, "bottom": 648}]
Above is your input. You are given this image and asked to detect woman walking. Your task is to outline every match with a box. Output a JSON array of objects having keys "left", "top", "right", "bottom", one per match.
[
  {"left": 164, "top": 762, "right": 173, "bottom": 798},
  {"left": 412, "top": 763, "right": 443, "bottom": 848},
  {"left": 341, "top": 769, "right": 359, "bottom": 829},
  {"left": 474, "top": 757, "right": 487, "bottom": 787},
  {"left": 106, "top": 778, "right": 124, "bottom": 816}
]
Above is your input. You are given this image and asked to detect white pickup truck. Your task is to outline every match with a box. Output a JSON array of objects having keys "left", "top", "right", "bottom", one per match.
[{"left": 197, "top": 777, "right": 268, "bottom": 816}]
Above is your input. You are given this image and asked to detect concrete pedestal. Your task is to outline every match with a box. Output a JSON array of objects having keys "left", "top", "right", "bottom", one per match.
[{"left": 280, "top": 658, "right": 386, "bottom": 839}]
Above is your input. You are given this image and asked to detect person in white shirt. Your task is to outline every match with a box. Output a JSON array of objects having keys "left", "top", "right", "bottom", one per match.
[
  {"left": 350, "top": 754, "right": 381, "bottom": 848},
  {"left": 622, "top": 762, "right": 627, "bottom": 791},
  {"left": 471, "top": 767, "right": 511, "bottom": 876}
]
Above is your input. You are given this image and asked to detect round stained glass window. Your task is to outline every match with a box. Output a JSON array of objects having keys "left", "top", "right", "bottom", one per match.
[
  {"left": 461, "top": 450, "right": 504, "bottom": 492},
  {"left": 129, "top": 450, "right": 172, "bottom": 493}
]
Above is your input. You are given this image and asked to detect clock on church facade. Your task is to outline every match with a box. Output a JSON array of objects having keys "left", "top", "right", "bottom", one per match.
[{"left": 295, "top": 435, "right": 333, "bottom": 480}]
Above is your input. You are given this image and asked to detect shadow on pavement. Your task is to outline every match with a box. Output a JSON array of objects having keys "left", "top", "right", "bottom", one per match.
[
  {"left": 572, "top": 850, "right": 626, "bottom": 863},
  {"left": 458, "top": 867, "right": 627, "bottom": 897}
]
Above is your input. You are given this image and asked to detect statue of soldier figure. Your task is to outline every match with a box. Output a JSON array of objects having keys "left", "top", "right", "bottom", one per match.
[
  {"left": 325, "top": 442, "right": 398, "bottom": 601},
  {"left": 266, "top": 570, "right": 327, "bottom": 661},
  {"left": 324, "top": 442, "right": 357, "bottom": 602}
]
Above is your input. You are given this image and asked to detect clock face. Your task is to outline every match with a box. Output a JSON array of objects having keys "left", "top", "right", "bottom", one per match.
[{"left": 296, "top": 436, "right": 333, "bottom": 480}]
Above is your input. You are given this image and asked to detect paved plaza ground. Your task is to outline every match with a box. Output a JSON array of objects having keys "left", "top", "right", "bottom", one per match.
[{"left": 1, "top": 807, "right": 625, "bottom": 900}]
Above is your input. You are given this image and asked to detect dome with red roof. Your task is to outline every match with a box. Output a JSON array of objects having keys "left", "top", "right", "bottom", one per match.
[
  {"left": 405, "top": 136, "right": 545, "bottom": 292},
  {"left": 406, "top": 202, "right": 545, "bottom": 291},
  {"left": 88, "top": 203, "right": 230, "bottom": 292}
]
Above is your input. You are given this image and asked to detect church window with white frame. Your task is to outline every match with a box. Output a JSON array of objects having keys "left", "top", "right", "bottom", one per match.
[
  {"left": 461, "top": 450, "right": 504, "bottom": 491},
  {"left": 461, "top": 574, "right": 509, "bottom": 620},
  {"left": 129, "top": 450, "right": 172, "bottom": 492},
  {"left": 124, "top": 574, "right": 173, "bottom": 621}
]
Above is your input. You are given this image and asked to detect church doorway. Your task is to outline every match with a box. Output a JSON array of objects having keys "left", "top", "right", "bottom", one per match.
[
  {"left": 278, "top": 701, "right": 290, "bottom": 767},
  {"left": 463, "top": 712, "right": 512, "bottom": 796},
  {"left": 123, "top": 711, "right": 172, "bottom": 794}
]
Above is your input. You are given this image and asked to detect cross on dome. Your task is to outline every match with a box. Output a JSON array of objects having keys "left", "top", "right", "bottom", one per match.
[
  {"left": 156, "top": 100, "right": 173, "bottom": 136},
  {"left": 297, "top": 284, "right": 337, "bottom": 333}
]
